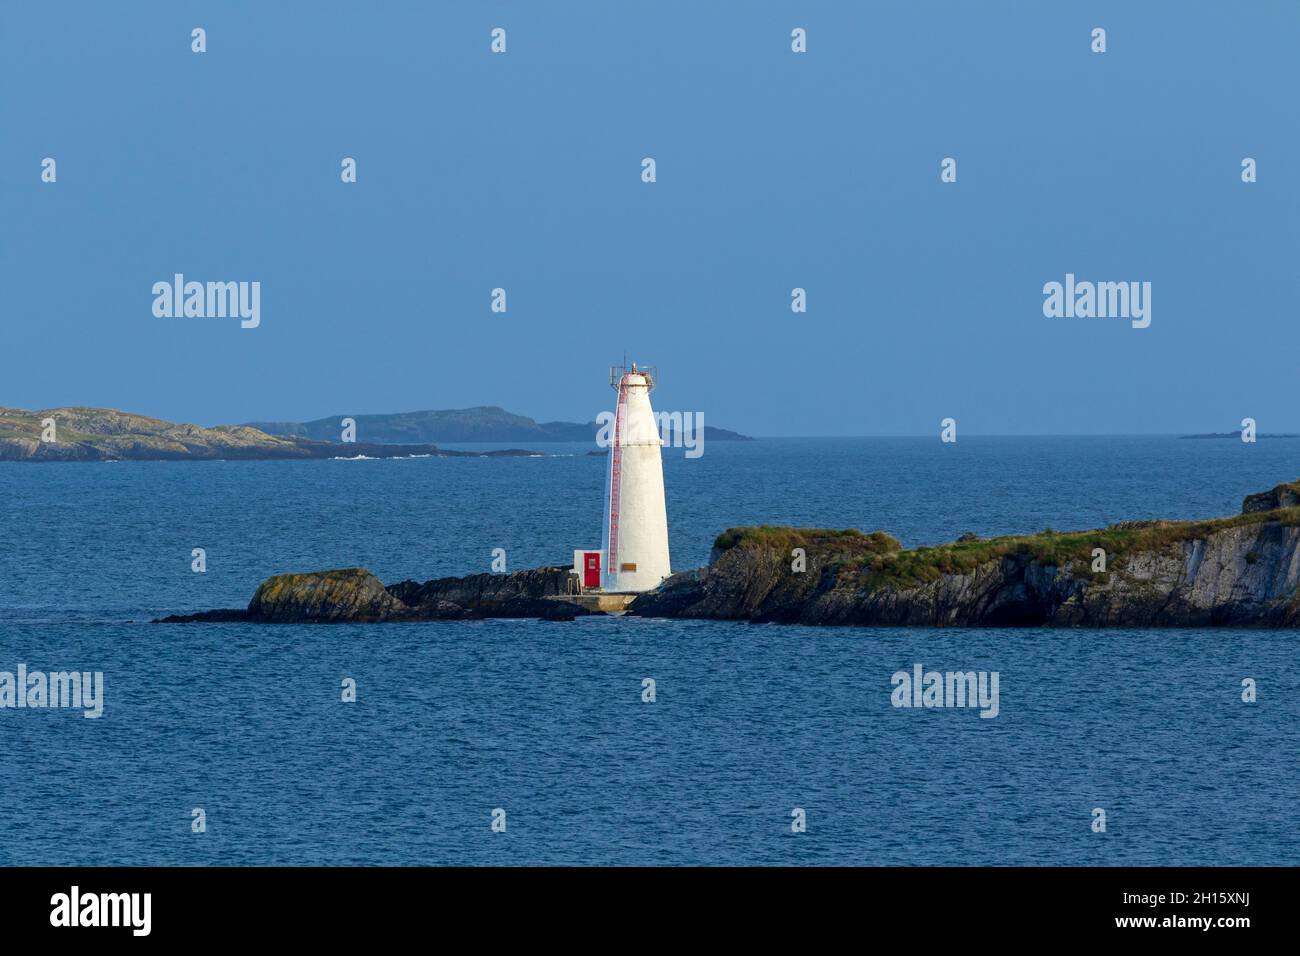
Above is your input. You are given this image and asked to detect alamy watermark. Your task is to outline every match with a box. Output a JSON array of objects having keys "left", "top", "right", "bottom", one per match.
[
  {"left": 596, "top": 410, "right": 705, "bottom": 458},
  {"left": 50, "top": 886, "right": 150, "bottom": 936},
  {"left": 891, "top": 664, "right": 999, "bottom": 718},
  {"left": 152, "top": 274, "right": 261, "bottom": 329},
  {"left": 1043, "top": 273, "right": 1150, "bottom": 329},
  {"left": 1, "top": 664, "right": 103, "bottom": 718}
]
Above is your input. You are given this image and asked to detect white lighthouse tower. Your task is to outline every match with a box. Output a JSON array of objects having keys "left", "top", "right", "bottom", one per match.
[{"left": 601, "top": 363, "right": 671, "bottom": 592}]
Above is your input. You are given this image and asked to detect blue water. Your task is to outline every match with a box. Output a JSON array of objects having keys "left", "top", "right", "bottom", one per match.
[{"left": 1, "top": 437, "right": 1297, "bottom": 865}]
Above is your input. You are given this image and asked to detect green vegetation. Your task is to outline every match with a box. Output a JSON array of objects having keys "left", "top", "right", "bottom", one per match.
[
  {"left": 713, "top": 526, "right": 901, "bottom": 556},
  {"left": 864, "top": 508, "right": 1300, "bottom": 589},
  {"left": 0, "top": 405, "right": 292, "bottom": 457},
  {"left": 250, "top": 568, "right": 374, "bottom": 603},
  {"left": 1270, "top": 479, "right": 1300, "bottom": 498},
  {"left": 715, "top": 507, "right": 1300, "bottom": 592}
]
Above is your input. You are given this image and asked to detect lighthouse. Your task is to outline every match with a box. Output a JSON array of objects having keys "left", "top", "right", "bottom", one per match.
[{"left": 599, "top": 363, "right": 671, "bottom": 592}]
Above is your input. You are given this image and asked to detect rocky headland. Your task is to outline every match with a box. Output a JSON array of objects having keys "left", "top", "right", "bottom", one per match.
[
  {"left": 630, "top": 479, "right": 1300, "bottom": 626},
  {"left": 158, "top": 478, "right": 1300, "bottom": 627},
  {"left": 0, "top": 407, "right": 538, "bottom": 462},
  {"left": 245, "top": 405, "right": 753, "bottom": 444}
]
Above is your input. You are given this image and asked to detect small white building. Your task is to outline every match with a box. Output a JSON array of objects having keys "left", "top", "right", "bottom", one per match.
[{"left": 573, "top": 549, "right": 603, "bottom": 591}]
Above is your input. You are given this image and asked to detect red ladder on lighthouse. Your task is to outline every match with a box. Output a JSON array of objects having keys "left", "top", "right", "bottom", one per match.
[{"left": 607, "top": 372, "right": 630, "bottom": 575}]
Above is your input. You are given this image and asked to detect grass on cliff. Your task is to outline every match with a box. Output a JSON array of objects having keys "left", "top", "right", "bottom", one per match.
[
  {"left": 1249, "top": 479, "right": 1300, "bottom": 506},
  {"left": 714, "top": 526, "right": 901, "bottom": 557},
  {"left": 250, "top": 568, "right": 374, "bottom": 600},
  {"left": 714, "top": 507, "right": 1300, "bottom": 591}
]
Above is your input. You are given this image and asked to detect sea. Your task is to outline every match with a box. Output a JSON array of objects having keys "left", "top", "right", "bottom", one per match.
[{"left": 1, "top": 436, "right": 1297, "bottom": 865}]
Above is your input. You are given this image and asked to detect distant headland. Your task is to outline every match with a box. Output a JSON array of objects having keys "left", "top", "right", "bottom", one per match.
[
  {"left": 244, "top": 406, "right": 753, "bottom": 444},
  {"left": 1179, "top": 432, "right": 1299, "bottom": 439},
  {"left": 0, "top": 406, "right": 537, "bottom": 462},
  {"left": 1, "top": 403, "right": 751, "bottom": 462}
]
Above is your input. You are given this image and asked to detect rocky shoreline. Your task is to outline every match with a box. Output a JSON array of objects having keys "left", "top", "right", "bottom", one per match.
[
  {"left": 157, "top": 478, "right": 1300, "bottom": 628},
  {"left": 629, "top": 479, "right": 1300, "bottom": 627},
  {"left": 156, "top": 566, "right": 593, "bottom": 623}
]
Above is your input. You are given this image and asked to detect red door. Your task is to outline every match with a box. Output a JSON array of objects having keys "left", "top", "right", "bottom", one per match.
[{"left": 583, "top": 552, "right": 601, "bottom": 589}]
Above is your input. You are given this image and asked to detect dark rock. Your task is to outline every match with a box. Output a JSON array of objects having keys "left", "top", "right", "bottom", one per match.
[
  {"left": 387, "top": 566, "right": 578, "bottom": 609},
  {"left": 153, "top": 608, "right": 251, "bottom": 623},
  {"left": 1243, "top": 479, "right": 1300, "bottom": 514},
  {"left": 478, "top": 597, "right": 593, "bottom": 621},
  {"left": 249, "top": 568, "right": 410, "bottom": 623},
  {"left": 424, "top": 600, "right": 476, "bottom": 619},
  {"left": 161, "top": 565, "right": 587, "bottom": 624}
]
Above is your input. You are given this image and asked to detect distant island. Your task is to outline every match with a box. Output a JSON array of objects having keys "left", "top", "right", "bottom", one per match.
[
  {"left": 1, "top": 403, "right": 749, "bottom": 462},
  {"left": 1179, "top": 432, "right": 1300, "bottom": 439},
  {"left": 244, "top": 406, "right": 753, "bottom": 444},
  {"left": 0, "top": 406, "right": 538, "bottom": 462}
]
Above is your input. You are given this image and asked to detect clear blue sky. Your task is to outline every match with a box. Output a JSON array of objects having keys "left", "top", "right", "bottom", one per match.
[{"left": 2, "top": 1, "right": 1296, "bottom": 435}]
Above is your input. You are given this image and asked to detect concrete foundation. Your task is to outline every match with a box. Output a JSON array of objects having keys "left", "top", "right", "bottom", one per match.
[{"left": 547, "top": 593, "right": 637, "bottom": 614}]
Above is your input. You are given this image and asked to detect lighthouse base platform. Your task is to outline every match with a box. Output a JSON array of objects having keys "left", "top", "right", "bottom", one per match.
[{"left": 546, "top": 593, "right": 637, "bottom": 614}]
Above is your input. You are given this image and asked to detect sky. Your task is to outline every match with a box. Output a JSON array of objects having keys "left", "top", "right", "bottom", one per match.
[{"left": 1, "top": 1, "right": 1296, "bottom": 436}]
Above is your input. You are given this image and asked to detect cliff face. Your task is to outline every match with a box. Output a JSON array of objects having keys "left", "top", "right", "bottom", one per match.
[{"left": 629, "top": 488, "right": 1300, "bottom": 627}]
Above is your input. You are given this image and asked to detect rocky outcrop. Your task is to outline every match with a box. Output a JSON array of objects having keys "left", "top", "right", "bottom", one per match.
[
  {"left": 160, "top": 479, "right": 1300, "bottom": 628},
  {"left": 0, "top": 406, "right": 539, "bottom": 461},
  {"left": 386, "top": 566, "right": 578, "bottom": 608},
  {"left": 629, "top": 489, "right": 1300, "bottom": 627},
  {"left": 1242, "top": 479, "right": 1300, "bottom": 514},
  {"left": 250, "top": 569, "right": 410, "bottom": 622},
  {"left": 157, "top": 566, "right": 589, "bottom": 623}
]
